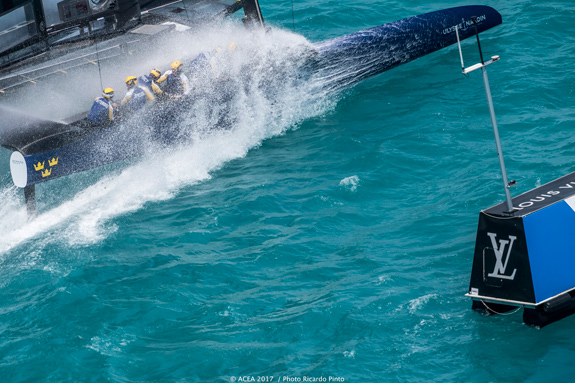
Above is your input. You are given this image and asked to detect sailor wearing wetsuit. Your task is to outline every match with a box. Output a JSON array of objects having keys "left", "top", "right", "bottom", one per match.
[
  {"left": 157, "top": 61, "right": 191, "bottom": 97},
  {"left": 121, "top": 76, "right": 155, "bottom": 111},
  {"left": 87, "top": 88, "right": 116, "bottom": 125}
]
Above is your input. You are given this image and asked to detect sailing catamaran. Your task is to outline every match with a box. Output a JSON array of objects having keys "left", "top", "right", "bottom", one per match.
[{"left": 0, "top": 2, "right": 502, "bottom": 215}]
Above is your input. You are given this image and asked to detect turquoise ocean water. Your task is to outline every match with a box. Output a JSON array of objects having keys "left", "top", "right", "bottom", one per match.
[{"left": 1, "top": 0, "right": 575, "bottom": 381}]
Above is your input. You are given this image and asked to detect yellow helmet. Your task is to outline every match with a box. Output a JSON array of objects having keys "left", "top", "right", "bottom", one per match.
[
  {"left": 150, "top": 69, "right": 161, "bottom": 80},
  {"left": 103, "top": 88, "right": 114, "bottom": 98},
  {"left": 227, "top": 42, "right": 237, "bottom": 52},
  {"left": 125, "top": 76, "right": 137, "bottom": 86},
  {"left": 171, "top": 61, "right": 182, "bottom": 70}
]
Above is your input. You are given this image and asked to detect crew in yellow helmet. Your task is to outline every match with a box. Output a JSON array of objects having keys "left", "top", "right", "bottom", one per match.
[
  {"left": 205, "top": 46, "right": 224, "bottom": 78},
  {"left": 136, "top": 69, "right": 163, "bottom": 98},
  {"left": 188, "top": 43, "right": 234, "bottom": 81},
  {"left": 188, "top": 51, "right": 211, "bottom": 77},
  {"left": 121, "top": 75, "right": 155, "bottom": 111},
  {"left": 157, "top": 61, "right": 191, "bottom": 97},
  {"left": 149, "top": 69, "right": 162, "bottom": 83},
  {"left": 88, "top": 87, "right": 117, "bottom": 126}
]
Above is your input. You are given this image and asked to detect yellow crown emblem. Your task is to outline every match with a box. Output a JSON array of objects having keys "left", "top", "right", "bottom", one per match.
[
  {"left": 49, "top": 157, "right": 59, "bottom": 166},
  {"left": 34, "top": 161, "right": 45, "bottom": 171},
  {"left": 41, "top": 168, "right": 52, "bottom": 178}
]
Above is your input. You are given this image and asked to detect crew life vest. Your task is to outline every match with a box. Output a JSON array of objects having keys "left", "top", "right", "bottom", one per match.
[
  {"left": 189, "top": 53, "right": 210, "bottom": 73},
  {"left": 158, "top": 70, "right": 191, "bottom": 96},
  {"left": 137, "top": 75, "right": 163, "bottom": 95},
  {"left": 121, "top": 86, "right": 154, "bottom": 111},
  {"left": 87, "top": 97, "right": 114, "bottom": 124}
]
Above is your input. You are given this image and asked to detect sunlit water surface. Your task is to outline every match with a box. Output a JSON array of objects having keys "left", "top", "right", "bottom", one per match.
[{"left": 1, "top": 0, "right": 575, "bottom": 381}]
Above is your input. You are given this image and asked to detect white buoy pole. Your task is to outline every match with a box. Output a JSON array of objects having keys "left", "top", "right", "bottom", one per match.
[
  {"left": 481, "top": 66, "right": 514, "bottom": 212},
  {"left": 464, "top": 17, "right": 514, "bottom": 213}
]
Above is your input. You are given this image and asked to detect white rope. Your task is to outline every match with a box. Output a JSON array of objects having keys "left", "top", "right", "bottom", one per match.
[{"left": 481, "top": 300, "right": 523, "bottom": 316}]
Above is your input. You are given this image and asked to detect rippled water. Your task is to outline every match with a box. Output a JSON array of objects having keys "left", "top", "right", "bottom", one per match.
[{"left": 1, "top": 0, "right": 575, "bottom": 382}]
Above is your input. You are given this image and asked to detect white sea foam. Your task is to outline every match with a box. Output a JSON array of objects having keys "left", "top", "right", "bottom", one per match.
[
  {"left": 407, "top": 294, "right": 437, "bottom": 315},
  {"left": 339, "top": 175, "right": 360, "bottom": 191}
]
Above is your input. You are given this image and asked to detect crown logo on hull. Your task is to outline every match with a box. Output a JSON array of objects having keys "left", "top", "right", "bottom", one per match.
[
  {"left": 41, "top": 168, "right": 52, "bottom": 178},
  {"left": 34, "top": 161, "right": 45, "bottom": 171},
  {"left": 49, "top": 157, "right": 59, "bottom": 166}
]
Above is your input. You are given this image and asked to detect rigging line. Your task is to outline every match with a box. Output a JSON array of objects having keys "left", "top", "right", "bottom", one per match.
[{"left": 93, "top": 35, "right": 104, "bottom": 92}]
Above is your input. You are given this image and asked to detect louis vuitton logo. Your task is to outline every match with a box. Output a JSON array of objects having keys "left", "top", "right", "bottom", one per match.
[{"left": 487, "top": 232, "right": 517, "bottom": 280}]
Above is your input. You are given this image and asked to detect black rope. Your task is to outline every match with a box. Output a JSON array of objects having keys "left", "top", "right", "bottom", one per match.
[{"left": 472, "top": 17, "right": 484, "bottom": 65}]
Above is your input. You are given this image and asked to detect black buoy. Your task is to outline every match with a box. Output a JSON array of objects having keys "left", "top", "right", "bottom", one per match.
[{"left": 455, "top": 21, "right": 575, "bottom": 327}]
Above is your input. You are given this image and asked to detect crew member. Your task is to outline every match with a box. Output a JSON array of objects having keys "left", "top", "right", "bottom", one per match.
[
  {"left": 157, "top": 61, "right": 191, "bottom": 97},
  {"left": 212, "top": 42, "right": 237, "bottom": 79},
  {"left": 189, "top": 51, "right": 210, "bottom": 74},
  {"left": 137, "top": 68, "right": 163, "bottom": 96},
  {"left": 121, "top": 76, "right": 155, "bottom": 112},
  {"left": 87, "top": 88, "right": 117, "bottom": 126},
  {"left": 189, "top": 46, "right": 223, "bottom": 80}
]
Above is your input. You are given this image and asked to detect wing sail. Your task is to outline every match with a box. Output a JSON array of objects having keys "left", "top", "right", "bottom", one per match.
[{"left": 314, "top": 5, "right": 502, "bottom": 85}]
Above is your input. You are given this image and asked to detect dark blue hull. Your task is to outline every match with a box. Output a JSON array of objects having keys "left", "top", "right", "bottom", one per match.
[{"left": 11, "top": 96, "right": 198, "bottom": 187}]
